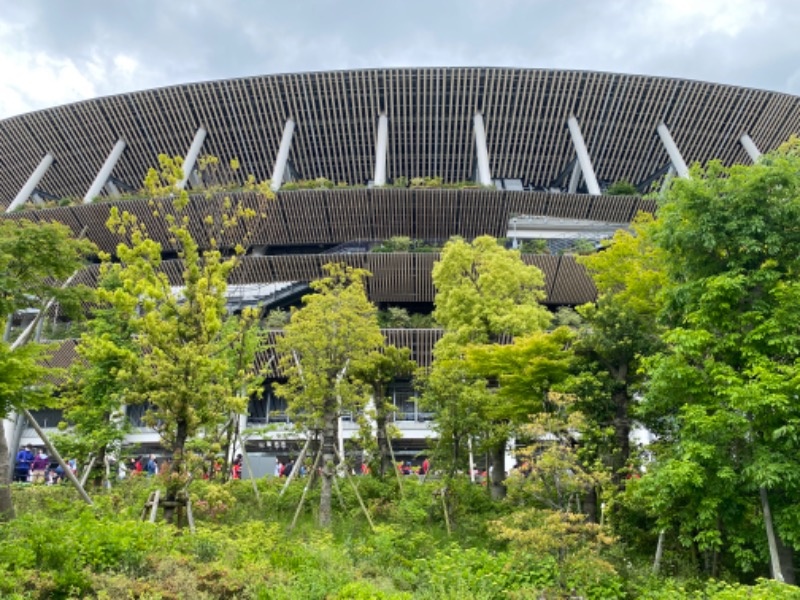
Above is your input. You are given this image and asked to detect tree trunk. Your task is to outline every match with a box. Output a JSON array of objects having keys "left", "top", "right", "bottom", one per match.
[
  {"left": 583, "top": 486, "right": 598, "bottom": 523},
  {"left": 92, "top": 445, "right": 107, "bottom": 488},
  {"left": 164, "top": 418, "right": 189, "bottom": 524},
  {"left": 777, "top": 533, "right": 796, "bottom": 585},
  {"left": 490, "top": 443, "right": 506, "bottom": 501},
  {"left": 761, "top": 487, "right": 785, "bottom": 583},
  {"left": 376, "top": 412, "right": 391, "bottom": 478},
  {"left": 319, "top": 410, "right": 336, "bottom": 528},
  {"left": 0, "top": 423, "right": 14, "bottom": 521},
  {"left": 611, "top": 385, "right": 631, "bottom": 486},
  {"left": 221, "top": 413, "right": 235, "bottom": 482}
]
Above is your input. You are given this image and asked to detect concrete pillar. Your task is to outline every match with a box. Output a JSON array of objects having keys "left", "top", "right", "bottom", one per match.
[
  {"left": 7, "top": 153, "right": 54, "bottom": 213},
  {"left": 567, "top": 160, "right": 582, "bottom": 194},
  {"left": 740, "top": 133, "right": 762, "bottom": 163},
  {"left": 473, "top": 112, "right": 492, "bottom": 187},
  {"left": 83, "top": 139, "right": 126, "bottom": 204},
  {"left": 567, "top": 115, "right": 601, "bottom": 195},
  {"left": 176, "top": 127, "right": 207, "bottom": 190},
  {"left": 656, "top": 122, "right": 690, "bottom": 179},
  {"left": 373, "top": 114, "right": 388, "bottom": 186},
  {"left": 104, "top": 180, "right": 120, "bottom": 197},
  {"left": 270, "top": 118, "right": 296, "bottom": 192},
  {"left": 660, "top": 165, "right": 677, "bottom": 194}
]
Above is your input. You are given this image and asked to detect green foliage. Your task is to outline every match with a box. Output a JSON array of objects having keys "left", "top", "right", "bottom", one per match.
[
  {"left": 0, "top": 219, "right": 95, "bottom": 323},
  {"left": 90, "top": 156, "right": 268, "bottom": 498},
  {"left": 639, "top": 140, "right": 800, "bottom": 577},
  {"left": 424, "top": 235, "right": 552, "bottom": 479},
  {"left": 387, "top": 175, "right": 493, "bottom": 190},
  {"left": 605, "top": 179, "right": 640, "bottom": 196},
  {"left": 377, "top": 307, "right": 436, "bottom": 328},
  {"left": 281, "top": 177, "right": 344, "bottom": 190},
  {"left": 371, "top": 237, "right": 441, "bottom": 253},
  {"left": 519, "top": 238, "right": 549, "bottom": 254},
  {"left": 432, "top": 235, "right": 550, "bottom": 342},
  {"left": 263, "top": 307, "right": 291, "bottom": 329},
  {"left": 0, "top": 480, "right": 793, "bottom": 598},
  {"left": 574, "top": 213, "right": 666, "bottom": 481},
  {"left": 275, "top": 263, "right": 383, "bottom": 430}
]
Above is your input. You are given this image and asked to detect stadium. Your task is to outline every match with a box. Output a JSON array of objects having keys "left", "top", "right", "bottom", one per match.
[{"left": 2, "top": 67, "right": 799, "bottom": 472}]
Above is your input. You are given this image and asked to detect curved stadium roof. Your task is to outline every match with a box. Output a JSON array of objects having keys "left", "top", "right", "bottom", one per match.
[
  {"left": 1, "top": 68, "right": 799, "bottom": 309},
  {"left": 1, "top": 67, "right": 799, "bottom": 206}
]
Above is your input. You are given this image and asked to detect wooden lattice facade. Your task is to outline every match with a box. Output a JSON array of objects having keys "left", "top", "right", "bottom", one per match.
[{"left": 1, "top": 68, "right": 799, "bottom": 206}]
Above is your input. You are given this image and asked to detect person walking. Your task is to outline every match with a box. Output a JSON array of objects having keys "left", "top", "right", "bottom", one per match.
[
  {"left": 14, "top": 446, "right": 34, "bottom": 483},
  {"left": 30, "top": 450, "right": 49, "bottom": 484},
  {"left": 146, "top": 454, "right": 158, "bottom": 477}
]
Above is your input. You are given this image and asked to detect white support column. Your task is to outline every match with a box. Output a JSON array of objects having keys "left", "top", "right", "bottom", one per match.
[
  {"left": 270, "top": 118, "right": 296, "bottom": 192},
  {"left": 567, "top": 115, "right": 601, "bottom": 195},
  {"left": 473, "top": 112, "right": 492, "bottom": 187},
  {"left": 7, "top": 153, "right": 54, "bottom": 213},
  {"left": 83, "top": 139, "right": 126, "bottom": 204},
  {"left": 104, "top": 180, "right": 120, "bottom": 197},
  {"left": 176, "top": 127, "right": 207, "bottom": 190},
  {"left": 567, "top": 160, "right": 582, "bottom": 194},
  {"left": 740, "top": 133, "right": 762, "bottom": 163},
  {"left": 373, "top": 113, "right": 388, "bottom": 187},
  {"left": 656, "top": 121, "right": 690, "bottom": 179}
]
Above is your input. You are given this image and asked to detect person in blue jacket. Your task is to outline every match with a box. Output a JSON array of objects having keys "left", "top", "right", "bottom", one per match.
[{"left": 14, "top": 446, "right": 34, "bottom": 482}]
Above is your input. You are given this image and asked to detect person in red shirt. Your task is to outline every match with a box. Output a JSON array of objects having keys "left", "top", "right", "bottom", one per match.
[{"left": 232, "top": 454, "right": 243, "bottom": 480}]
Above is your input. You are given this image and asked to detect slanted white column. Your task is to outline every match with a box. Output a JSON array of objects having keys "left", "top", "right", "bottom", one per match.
[
  {"left": 567, "top": 160, "right": 582, "bottom": 194},
  {"left": 656, "top": 122, "right": 689, "bottom": 179},
  {"left": 270, "top": 118, "right": 296, "bottom": 192},
  {"left": 7, "top": 153, "right": 54, "bottom": 213},
  {"left": 567, "top": 115, "right": 601, "bottom": 195},
  {"left": 373, "top": 113, "right": 388, "bottom": 187},
  {"left": 104, "top": 180, "right": 120, "bottom": 197},
  {"left": 473, "top": 112, "right": 492, "bottom": 187},
  {"left": 740, "top": 133, "right": 762, "bottom": 163},
  {"left": 176, "top": 127, "right": 207, "bottom": 190},
  {"left": 83, "top": 139, "right": 126, "bottom": 204}
]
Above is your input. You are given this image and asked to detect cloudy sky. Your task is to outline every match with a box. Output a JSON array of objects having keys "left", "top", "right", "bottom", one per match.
[{"left": 1, "top": 0, "right": 798, "bottom": 119}]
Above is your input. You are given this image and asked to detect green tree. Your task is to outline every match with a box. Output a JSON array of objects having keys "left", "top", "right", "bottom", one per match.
[
  {"left": 274, "top": 263, "right": 383, "bottom": 527},
  {"left": 640, "top": 142, "right": 800, "bottom": 582},
  {"left": 352, "top": 345, "right": 416, "bottom": 477},
  {"left": 423, "top": 235, "right": 551, "bottom": 498},
  {"left": 0, "top": 219, "right": 95, "bottom": 520},
  {"left": 99, "top": 155, "right": 267, "bottom": 521},
  {"left": 57, "top": 271, "right": 137, "bottom": 487},
  {"left": 575, "top": 214, "right": 666, "bottom": 486}
]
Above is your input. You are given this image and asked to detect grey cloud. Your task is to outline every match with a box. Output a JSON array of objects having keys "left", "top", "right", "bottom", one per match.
[{"left": 2, "top": 0, "right": 800, "bottom": 117}]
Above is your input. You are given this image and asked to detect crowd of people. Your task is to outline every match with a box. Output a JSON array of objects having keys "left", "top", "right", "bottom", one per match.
[
  {"left": 14, "top": 445, "right": 433, "bottom": 485},
  {"left": 13, "top": 445, "right": 78, "bottom": 485}
]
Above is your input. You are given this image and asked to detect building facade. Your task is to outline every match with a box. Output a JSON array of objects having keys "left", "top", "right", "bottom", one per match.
[{"left": 2, "top": 67, "right": 798, "bottom": 465}]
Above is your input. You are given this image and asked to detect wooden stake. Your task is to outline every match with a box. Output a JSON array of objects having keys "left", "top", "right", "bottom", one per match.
[
  {"left": 186, "top": 497, "right": 196, "bottom": 533},
  {"left": 332, "top": 471, "right": 347, "bottom": 510},
  {"left": 440, "top": 487, "right": 452, "bottom": 536},
  {"left": 653, "top": 529, "right": 665, "bottom": 575},
  {"left": 288, "top": 445, "right": 323, "bottom": 533},
  {"left": 280, "top": 437, "right": 310, "bottom": 497},
  {"left": 335, "top": 446, "right": 375, "bottom": 533},
  {"left": 79, "top": 455, "right": 96, "bottom": 488},
  {"left": 149, "top": 490, "right": 160, "bottom": 523},
  {"left": 386, "top": 435, "right": 404, "bottom": 497},
  {"left": 22, "top": 408, "right": 93, "bottom": 506},
  {"left": 236, "top": 433, "right": 261, "bottom": 505}
]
